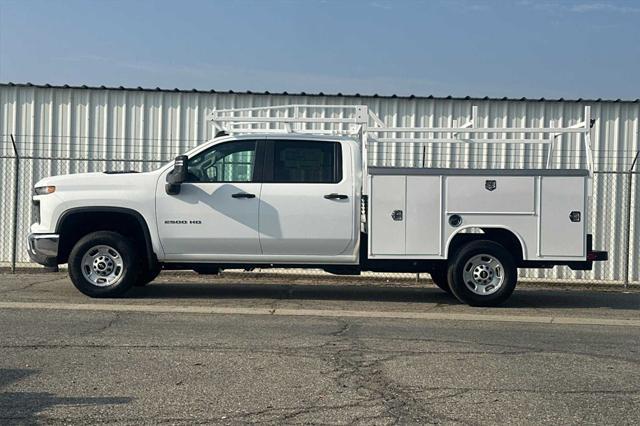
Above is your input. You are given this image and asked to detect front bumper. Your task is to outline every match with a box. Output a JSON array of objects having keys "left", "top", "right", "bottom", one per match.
[{"left": 27, "top": 233, "right": 59, "bottom": 267}]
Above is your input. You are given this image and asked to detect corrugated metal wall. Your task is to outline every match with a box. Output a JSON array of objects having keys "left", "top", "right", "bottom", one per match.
[{"left": 1, "top": 84, "right": 638, "bottom": 282}]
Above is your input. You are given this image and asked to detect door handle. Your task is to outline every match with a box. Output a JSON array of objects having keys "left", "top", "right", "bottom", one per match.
[
  {"left": 231, "top": 192, "right": 256, "bottom": 199},
  {"left": 324, "top": 193, "right": 348, "bottom": 200}
]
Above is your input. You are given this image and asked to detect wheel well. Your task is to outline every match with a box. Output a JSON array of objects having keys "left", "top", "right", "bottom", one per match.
[
  {"left": 56, "top": 208, "right": 154, "bottom": 266},
  {"left": 447, "top": 228, "right": 524, "bottom": 262}
]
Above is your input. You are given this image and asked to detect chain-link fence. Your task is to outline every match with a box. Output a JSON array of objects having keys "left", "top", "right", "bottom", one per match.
[
  {"left": 1, "top": 134, "right": 638, "bottom": 287},
  {"left": 0, "top": 134, "right": 177, "bottom": 273}
]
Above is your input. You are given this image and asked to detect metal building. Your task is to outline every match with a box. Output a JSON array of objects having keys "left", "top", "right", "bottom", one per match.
[{"left": 1, "top": 83, "right": 638, "bottom": 283}]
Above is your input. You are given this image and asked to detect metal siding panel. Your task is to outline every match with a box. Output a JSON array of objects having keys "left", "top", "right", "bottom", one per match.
[{"left": 0, "top": 86, "right": 638, "bottom": 283}]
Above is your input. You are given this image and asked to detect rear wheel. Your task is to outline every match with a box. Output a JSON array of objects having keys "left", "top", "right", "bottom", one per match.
[
  {"left": 68, "top": 231, "right": 138, "bottom": 298},
  {"left": 430, "top": 269, "right": 452, "bottom": 294},
  {"left": 447, "top": 240, "right": 517, "bottom": 307}
]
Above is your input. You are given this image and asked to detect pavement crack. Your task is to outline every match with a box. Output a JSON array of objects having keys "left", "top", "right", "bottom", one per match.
[
  {"left": 311, "top": 319, "right": 456, "bottom": 424},
  {"left": 333, "top": 322, "right": 351, "bottom": 337},
  {"left": 81, "top": 313, "right": 121, "bottom": 335},
  {"left": 0, "top": 276, "right": 67, "bottom": 294}
]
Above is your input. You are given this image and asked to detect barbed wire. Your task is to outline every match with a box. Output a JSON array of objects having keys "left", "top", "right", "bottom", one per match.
[
  {"left": 0, "top": 135, "right": 638, "bottom": 172},
  {"left": 0, "top": 133, "right": 208, "bottom": 143}
]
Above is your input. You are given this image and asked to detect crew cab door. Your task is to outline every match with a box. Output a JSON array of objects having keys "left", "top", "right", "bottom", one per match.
[
  {"left": 258, "top": 139, "right": 356, "bottom": 258},
  {"left": 156, "top": 139, "right": 262, "bottom": 259}
]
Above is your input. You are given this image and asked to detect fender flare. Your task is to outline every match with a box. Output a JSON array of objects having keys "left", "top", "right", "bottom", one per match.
[
  {"left": 56, "top": 206, "right": 157, "bottom": 269},
  {"left": 445, "top": 225, "right": 527, "bottom": 260}
]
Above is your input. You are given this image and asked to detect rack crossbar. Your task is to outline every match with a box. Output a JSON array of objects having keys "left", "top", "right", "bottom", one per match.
[
  {"left": 373, "top": 138, "right": 553, "bottom": 144},
  {"left": 214, "top": 117, "right": 362, "bottom": 124},
  {"left": 212, "top": 104, "right": 365, "bottom": 114},
  {"left": 369, "top": 127, "right": 588, "bottom": 134}
]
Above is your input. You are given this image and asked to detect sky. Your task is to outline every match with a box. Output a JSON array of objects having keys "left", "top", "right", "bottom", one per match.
[{"left": 0, "top": 0, "right": 639, "bottom": 99}]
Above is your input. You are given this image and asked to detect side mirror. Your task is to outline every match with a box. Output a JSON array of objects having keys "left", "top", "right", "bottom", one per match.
[{"left": 165, "top": 155, "right": 188, "bottom": 195}]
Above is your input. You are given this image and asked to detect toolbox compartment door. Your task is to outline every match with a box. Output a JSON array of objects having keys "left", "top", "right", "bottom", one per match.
[
  {"left": 370, "top": 175, "right": 406, "bottom": 255},
  {"left": 540, "top": 176, "right": 585, "bottom": 257},
  {"left": 405, "top": 176, "right": 441, "bottom": 256},
  {"left": 447, "top": 176, "right": 535, "bottom": 214},
  {"left": 369, "top": 175, "right": 441, "bottom": 256}
]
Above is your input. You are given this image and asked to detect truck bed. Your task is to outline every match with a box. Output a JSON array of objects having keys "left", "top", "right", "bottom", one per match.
[{"left": 367, "top": 167, "right": 589, "bottom": 262}]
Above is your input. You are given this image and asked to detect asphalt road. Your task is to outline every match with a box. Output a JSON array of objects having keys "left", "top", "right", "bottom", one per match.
[{"left": 1, "top": 271, "right": 639, "bottom": 424}]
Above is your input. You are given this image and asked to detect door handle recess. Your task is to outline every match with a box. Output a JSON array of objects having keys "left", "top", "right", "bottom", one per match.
[
  {"left": 324, "top": 193, "right": 348, "bottom": 200},
  {"left": 231, "top": 192, "right": 256, "bottom": 199}
]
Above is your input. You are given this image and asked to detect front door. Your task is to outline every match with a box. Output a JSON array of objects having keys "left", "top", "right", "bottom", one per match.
[
  {"left": 156, "top": 139, "right": 262, "bottom": 259},
  {"left": 258, "top": 139, "right": 355, "bottom": 258}
]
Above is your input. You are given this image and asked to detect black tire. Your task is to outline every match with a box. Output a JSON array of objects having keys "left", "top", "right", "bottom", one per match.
[
  {"left": 430, "top": 269, "right": 452, "bottom": 294},
  {"left": 447, "top": 240, "right": 517, "bottom": 307},
  {"left": 134, "top": 262, "right": 162, "bottom": 287},
  {"left": 68, "top": 231, "right": 138, "bottom": 298}
]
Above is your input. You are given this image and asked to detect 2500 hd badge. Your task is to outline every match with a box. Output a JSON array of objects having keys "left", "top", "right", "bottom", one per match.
[{"left": 164, "top": 220, "right": 202, "bottom": 225}]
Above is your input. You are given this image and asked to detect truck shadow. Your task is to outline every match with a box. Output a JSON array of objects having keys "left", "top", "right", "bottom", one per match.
[
  {"left": 505, "top": 289, "right": 640, "bottom": 310},
  {"left": 129, "top": 281, "right": 640, "bottom": 310},
  {"left": 0, "top": 368, "right": 133, "bottom": 423},
  {"left": 130, "top": 282, "right": 460, "bottom": 305}
]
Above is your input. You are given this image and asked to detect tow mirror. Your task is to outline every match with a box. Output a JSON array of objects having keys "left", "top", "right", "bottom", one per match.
[{"left": 166, "top": 155, "right": 188, "bottom": 195}]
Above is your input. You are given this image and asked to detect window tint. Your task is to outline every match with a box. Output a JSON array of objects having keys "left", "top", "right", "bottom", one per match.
[
  {"left": 187, "top": 140, "right": 256, "bottom": 183},
  {"left": 272, "top": 140, "right": 342, "bottom": 183}
]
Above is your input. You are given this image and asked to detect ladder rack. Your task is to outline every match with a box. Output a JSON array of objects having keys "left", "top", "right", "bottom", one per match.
[{"left": 208, "top": 104, "right": 594, "bottom": 190}]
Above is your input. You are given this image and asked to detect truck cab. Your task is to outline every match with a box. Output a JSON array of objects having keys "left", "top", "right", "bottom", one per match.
[{"left": 156, "top": 134, "right": 361, "bottom": 265}]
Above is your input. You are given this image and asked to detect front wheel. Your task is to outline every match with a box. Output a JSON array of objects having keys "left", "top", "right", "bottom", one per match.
[
  {"left": 68, "top": 231, "right": 138, "bottom": 298},
  {"left": 447, "top": 240, "right": 517, "bottom": 307}
]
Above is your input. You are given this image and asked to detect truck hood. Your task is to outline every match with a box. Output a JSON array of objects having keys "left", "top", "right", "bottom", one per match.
[{"left": 35, "top": 171, "right": 160, "bottom": 191}]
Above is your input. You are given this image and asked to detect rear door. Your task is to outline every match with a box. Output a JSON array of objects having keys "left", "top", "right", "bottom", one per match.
[{"left": 258, "top": 139, "right": 355, "bottom": 257}]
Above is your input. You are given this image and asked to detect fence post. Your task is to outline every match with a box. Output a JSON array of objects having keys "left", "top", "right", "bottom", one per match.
[
  {"left": 10, "top": 134, "right": 20, "bottom": 274},
  {"left": 623, "top": 150, "right": 639, "bottom": 288}
]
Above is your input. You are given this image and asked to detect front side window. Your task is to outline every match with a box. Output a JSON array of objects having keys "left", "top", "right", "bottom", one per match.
[
  {"left": 187, "top": 140, "right": 256, "bottom": 183},
  {"left": 271, "top": 140, "right": 342, "bottom": 183}
]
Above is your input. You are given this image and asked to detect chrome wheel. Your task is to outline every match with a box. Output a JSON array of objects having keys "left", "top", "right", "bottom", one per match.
[
  {"left": 462, "top": 254, "right": 504, "bottom": 296},
  {"left": 81, "top": 245, "right": 124, "bottom": 287}
]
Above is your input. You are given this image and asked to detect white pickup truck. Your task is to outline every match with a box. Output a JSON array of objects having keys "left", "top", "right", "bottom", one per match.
[{"left": 28, "top": 105, "right": 607, "bottom": 306}]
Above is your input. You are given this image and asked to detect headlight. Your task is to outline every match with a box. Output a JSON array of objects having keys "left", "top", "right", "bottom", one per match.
[{"left": 34, "top": 186, "right": 56, "bottom": 195}]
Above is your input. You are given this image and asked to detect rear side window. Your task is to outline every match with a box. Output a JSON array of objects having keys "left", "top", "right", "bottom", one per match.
[{"left": 270, "top": 140, "right": 342, "bottom": 183}]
